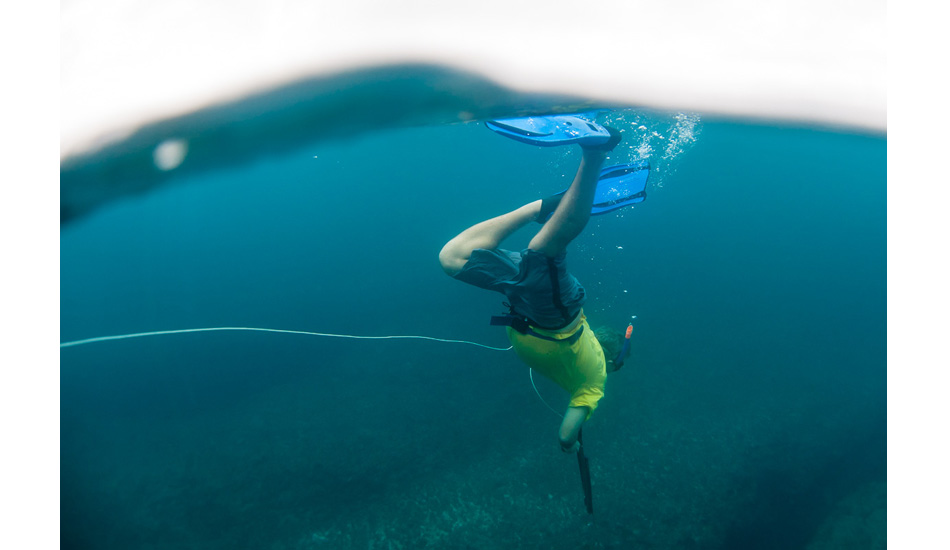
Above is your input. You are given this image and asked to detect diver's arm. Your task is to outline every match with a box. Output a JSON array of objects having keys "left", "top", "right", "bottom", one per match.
[{"left": 558, "top": 406, "right": 589, "bottom": 452}]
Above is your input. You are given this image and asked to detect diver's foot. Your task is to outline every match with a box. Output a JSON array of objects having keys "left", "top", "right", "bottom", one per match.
[{"left": 582, "top": 126, "right": 622, "bottom": 152}]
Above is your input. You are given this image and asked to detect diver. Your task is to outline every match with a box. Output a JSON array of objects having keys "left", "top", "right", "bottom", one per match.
[{"left": 439, "top": 123, "right": 632, "bottom": 454}]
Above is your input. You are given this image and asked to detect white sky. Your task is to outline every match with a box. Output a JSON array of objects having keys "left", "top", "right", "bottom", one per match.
[{"left": 60, "top": 0, "right": 886, "bottom": 158}]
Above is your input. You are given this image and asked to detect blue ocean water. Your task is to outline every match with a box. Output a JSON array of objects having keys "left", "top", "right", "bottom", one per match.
[{"left": 61, "top": 110, "right": 885, "bottom": 549}]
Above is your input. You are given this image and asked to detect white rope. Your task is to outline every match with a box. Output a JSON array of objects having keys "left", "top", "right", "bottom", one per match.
[
  {"left": 530, "top": 368, "right": 564, "bottom": 418},
  {"left": 59, "top": 326, "right": 514, "bottom": 352},
  {"left": 58, "top": 327, "right": 582, "bottom": 417}
]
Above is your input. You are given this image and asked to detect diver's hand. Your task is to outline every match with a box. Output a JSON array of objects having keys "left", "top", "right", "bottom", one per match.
[{"left": 560, "top": 440, "right": 581, "bottom": 454}]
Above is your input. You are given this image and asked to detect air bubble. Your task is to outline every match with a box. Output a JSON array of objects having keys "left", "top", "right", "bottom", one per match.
[{"left": 153, "top": 139, "right": 188, "bottom": 171}]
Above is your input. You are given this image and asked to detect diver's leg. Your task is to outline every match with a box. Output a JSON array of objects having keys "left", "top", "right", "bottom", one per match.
[
  {"left": 528, "top": 147, "right": 608, "bottom": 258},
  {"left": 439, "top": 200, "right": 542, "bottom": 275},
  {"left": 558, "top": 406, "right": 589, "bottom": 451}
]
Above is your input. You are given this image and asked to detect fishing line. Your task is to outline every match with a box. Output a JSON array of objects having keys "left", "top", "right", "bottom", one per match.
[
  {"left": 530, "top": 369, "right": 565, "bottom": 418},
  {"left": 59, "top": 327, "right": 514, "bottom": 351},
  {"left": 60, "top": 326, "right": 571, "bottom": 417}
]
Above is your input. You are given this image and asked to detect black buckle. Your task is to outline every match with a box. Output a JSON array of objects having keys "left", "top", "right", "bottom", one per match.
[{"left": 490, "top": 315, "right": 530, "bottom": 334}]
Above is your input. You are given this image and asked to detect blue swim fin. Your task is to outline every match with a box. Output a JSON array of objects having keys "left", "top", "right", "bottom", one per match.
[
  {"left": 486, "top": 114, "right": 612, "bottom": 147},
  {"left": 537, "top": 161, "right": 650, "bottom": 223}
]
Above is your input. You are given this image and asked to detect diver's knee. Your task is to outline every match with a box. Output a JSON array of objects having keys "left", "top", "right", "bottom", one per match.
[{"left": 438, "top": 243, "right": 465, "bottom": 276}]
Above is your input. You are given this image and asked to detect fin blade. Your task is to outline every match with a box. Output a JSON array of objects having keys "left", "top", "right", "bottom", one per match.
[{"left": 485, "top": 114, "right": 611, "bottom": 147}]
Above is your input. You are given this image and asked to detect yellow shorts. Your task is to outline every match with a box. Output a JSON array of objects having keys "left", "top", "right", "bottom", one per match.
[{"left": 506, "top": 312, "right": 607, "bottom": 418}]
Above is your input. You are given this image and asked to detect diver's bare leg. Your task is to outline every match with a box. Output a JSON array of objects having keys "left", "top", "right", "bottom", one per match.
[
  {"left": 439, "top": 200, "right": 542, "bottom": 276},
  {"left": 528, "top": 148, "right": 608, "bottom": 258}
]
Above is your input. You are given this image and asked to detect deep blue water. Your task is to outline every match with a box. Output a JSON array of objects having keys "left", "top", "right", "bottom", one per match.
[{"left": 61, "top": 111, "right": 886, "bottom": 549}]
